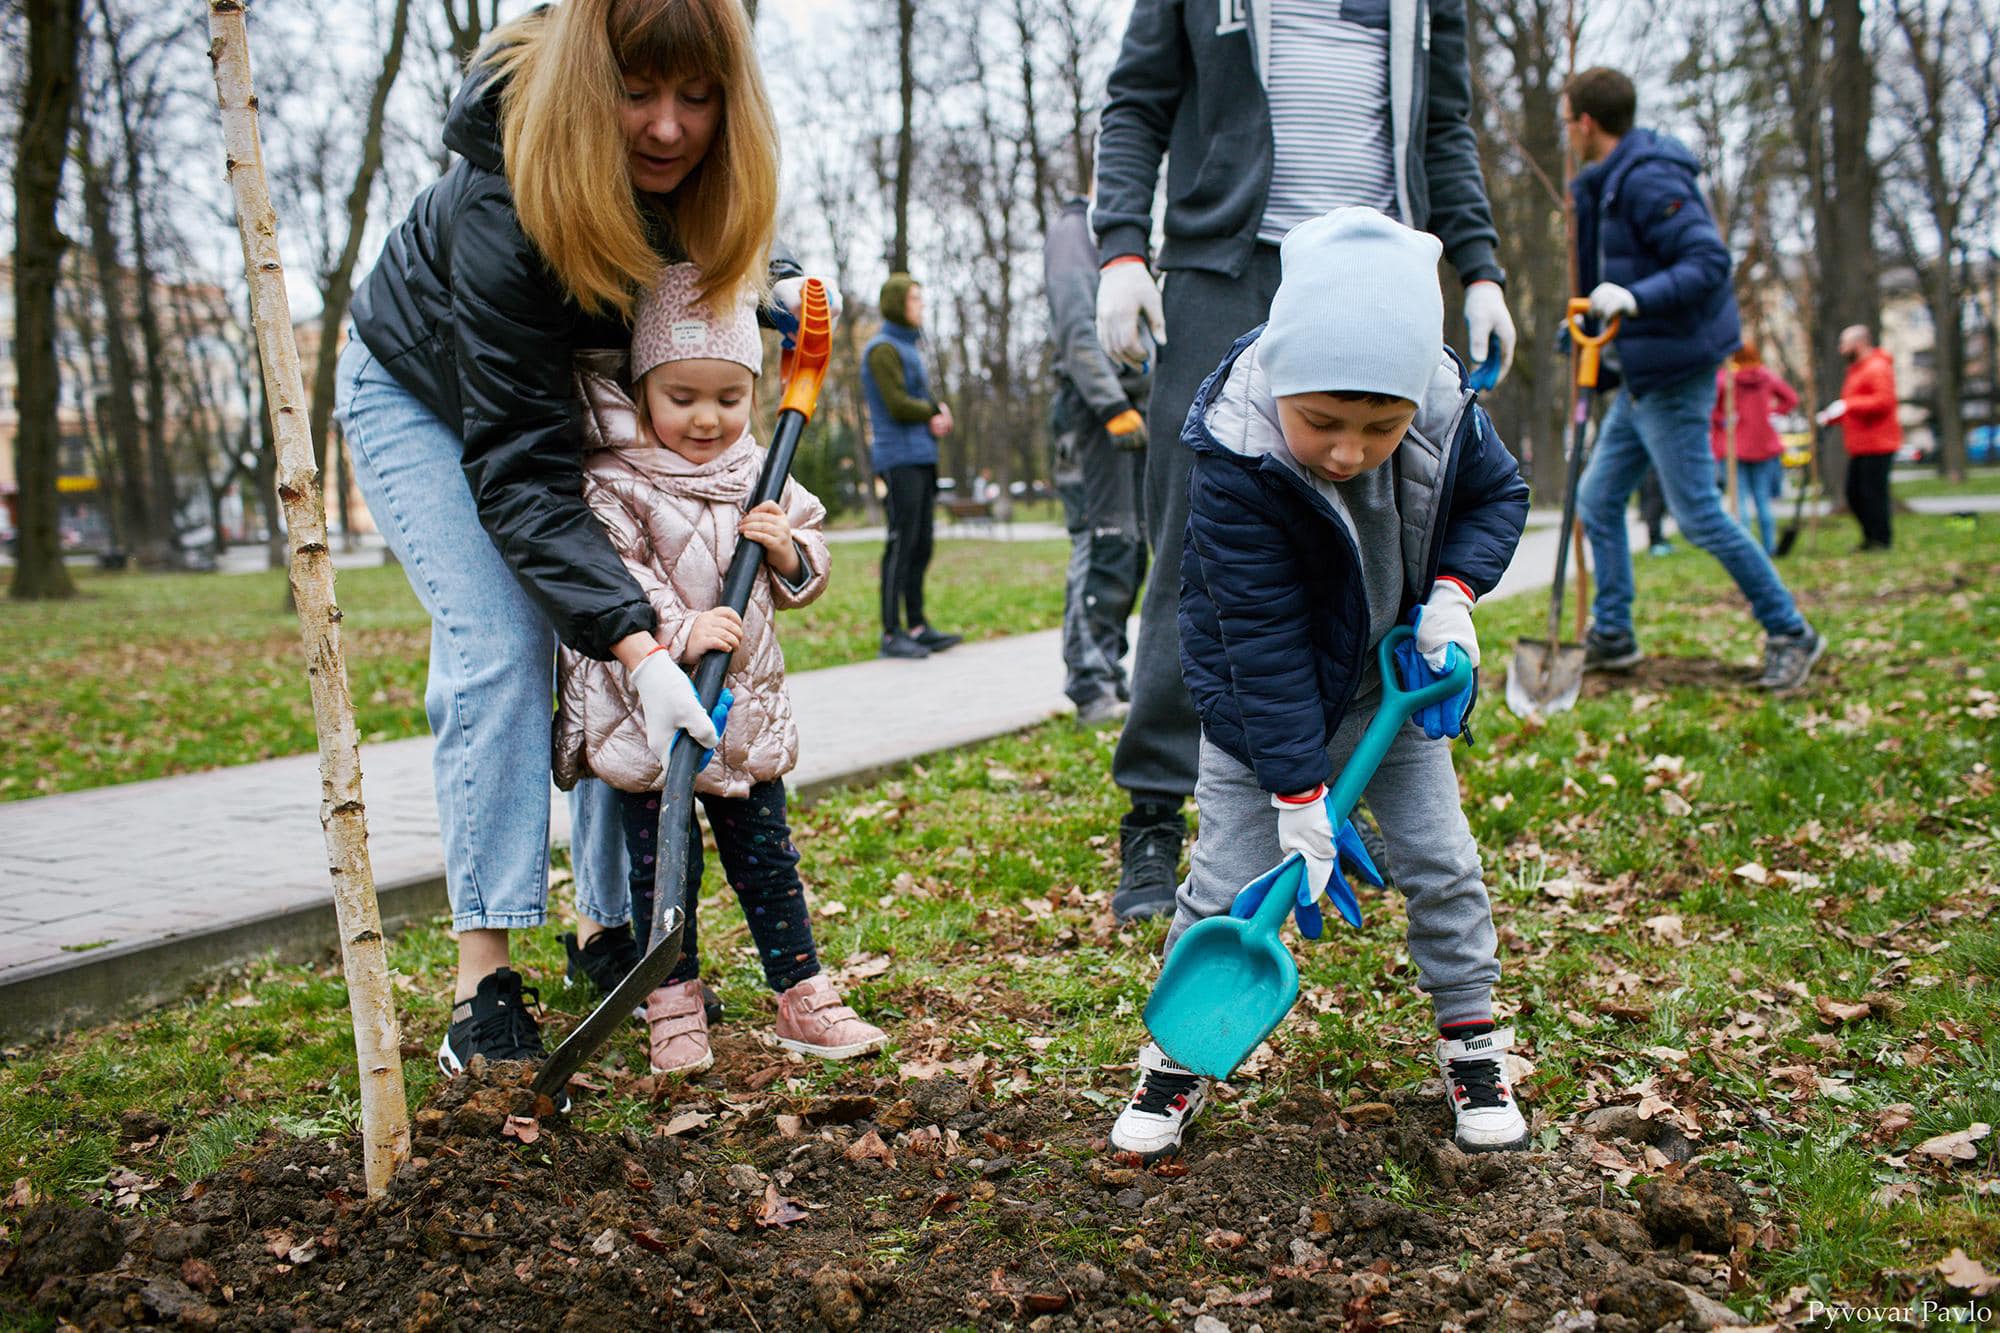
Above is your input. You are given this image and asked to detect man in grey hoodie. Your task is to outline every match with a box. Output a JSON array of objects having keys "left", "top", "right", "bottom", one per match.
[
  {"left": 1093, "top": 0, "right": 1517, "bottom": 921},
  {"left": 1046, "top": 195, "right": 1150, "bottom": 723}
]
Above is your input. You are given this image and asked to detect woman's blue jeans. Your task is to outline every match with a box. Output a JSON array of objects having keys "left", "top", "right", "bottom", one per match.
[
  {"left": 1578, "top": 367, "right": 1807, "bottom": 640},
  {"left": 1719, "top": 456, "right": 1784, "bottom": 554},
  {"left": 333, "top": 338, "right": 628, "bottom": 932}
]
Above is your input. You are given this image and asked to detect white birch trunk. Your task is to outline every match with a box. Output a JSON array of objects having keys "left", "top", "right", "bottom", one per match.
[{"left": 206, "top": 0, "right": 411, "bottom": 1197}]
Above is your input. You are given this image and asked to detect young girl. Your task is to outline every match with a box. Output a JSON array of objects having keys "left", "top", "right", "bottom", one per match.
[{"left": 554, "top": 263, "right": 886, "bottom": 1075}]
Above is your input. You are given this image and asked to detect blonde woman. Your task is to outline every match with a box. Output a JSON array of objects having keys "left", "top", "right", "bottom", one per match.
[{"left": 334, "top": 0, "right": 835, "bottom": 1077}]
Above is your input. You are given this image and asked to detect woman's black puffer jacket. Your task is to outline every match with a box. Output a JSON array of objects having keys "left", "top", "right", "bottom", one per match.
[{"left": 351, "top": 65, "right": 799, "bottom": 660}]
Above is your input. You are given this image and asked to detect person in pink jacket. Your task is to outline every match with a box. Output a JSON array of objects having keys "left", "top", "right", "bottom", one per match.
[
  {"left": 1709, "top": 342, "right": 1798, "bottom": 554},
  {"left": 554, "top": 263, "right": 886, "bottom": 1076}
]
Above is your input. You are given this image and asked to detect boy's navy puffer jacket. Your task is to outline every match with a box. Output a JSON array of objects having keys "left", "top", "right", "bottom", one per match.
[
  {"left": 1178, "top": 329, "right": 1528, "bottom": 796},
  {"left": 1571, "top": 128, "right": 1740, "bottom": 397}
]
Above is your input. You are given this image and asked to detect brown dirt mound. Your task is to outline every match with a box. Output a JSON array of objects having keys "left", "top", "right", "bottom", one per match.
[{"left": 2, "top": 1059, "right": 1760, "bottom": 1331}]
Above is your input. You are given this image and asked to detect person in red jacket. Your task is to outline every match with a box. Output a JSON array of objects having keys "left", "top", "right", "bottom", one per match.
[
  {"left": 1816, "top": 325, "right": 1903, "bottom": 550},
  {"left": 1710, "top": 342, "right": 1798, "bottom": 553}
]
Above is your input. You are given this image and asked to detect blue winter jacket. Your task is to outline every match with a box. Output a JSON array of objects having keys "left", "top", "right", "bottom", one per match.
[
  {"left": 1179, "top": 329, "right": 1529, "bottom": 795},
  {"left": 862, "top": 322, "right": 939, "bottom": 474},
  {"left": 1571, "top": 128, "right": 1741, "bottom": 396}
]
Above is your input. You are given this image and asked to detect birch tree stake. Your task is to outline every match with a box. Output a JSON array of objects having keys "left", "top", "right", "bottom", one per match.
[{"left": 206, "top": 0, "right": 411, "bottom": 1196}]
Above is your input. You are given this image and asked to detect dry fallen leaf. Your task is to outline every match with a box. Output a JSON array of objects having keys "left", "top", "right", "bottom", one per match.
[
  {"left": 659, "top": 1110, "right": 715, "bottom": 1137},
  {"left": 1644, "top": 914, "right": 1685, "bottom": 945},
  {"left": 1660, "top": 790, "right": 1694, "bottom": 818},
  {"left": 845, "top": 1130, "right": 898, "bottom": 1168},
  {"left": 756, "top": 1182, "right": 810, "bottom": 1229},
  {"left": 500, "top": 1114, "right": 541, "bottom": 1144},
  {"left": 1814, "top": 995, "right": 1873, "bottom": 1025},
  {"left": 774, "top": 1114, "right": 804, "bottom": 1138},
  {"left": 1871, "top": 1181, "right": 1920, "bottom": 1207},
  {"left": 1733, "top": 861, "right": 1770, "bottom": 885},
  {"left": 1912, "top": 1123, "right": 1991, "bottom": 1164},
  {"left": 1937, "top": 1247, "right": 1998, "bottom": 1295}
]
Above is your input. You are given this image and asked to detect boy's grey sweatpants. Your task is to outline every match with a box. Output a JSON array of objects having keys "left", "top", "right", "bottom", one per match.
[{"left": 1164, "top": 717, "right": 1499, "bottom": 1029}]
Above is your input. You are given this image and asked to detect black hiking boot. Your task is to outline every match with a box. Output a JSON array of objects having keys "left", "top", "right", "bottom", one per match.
[
  {"left": 1582, "top": 626, "right": 1643, "bottom": 672},
  {"left": 438, "top": 968, "right": 568, "bottom": 1111},
  {"left": 1112, "top": 807, "right": 1185, "bottom": 922}
]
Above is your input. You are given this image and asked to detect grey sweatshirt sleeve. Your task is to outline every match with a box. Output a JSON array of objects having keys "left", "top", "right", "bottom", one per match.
[
  {"left": 1092, "top": 0, "right": 1187, "bottom": 265},
  {"left": 1046, "top": 210, "right": 1135, "bottom": 422},
  {"left": 1421, "top": 0, "right": 1504, "bottom": 286}
]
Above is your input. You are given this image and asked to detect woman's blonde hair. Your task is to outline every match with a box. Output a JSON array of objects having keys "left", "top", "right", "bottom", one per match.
[{"left": 480, "top": 0, "right": 779, "bottom": 318}]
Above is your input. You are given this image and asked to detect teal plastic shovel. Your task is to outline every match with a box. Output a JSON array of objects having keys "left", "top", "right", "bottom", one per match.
[{"left": 1142, "top": 625, "right": 1475, "bottom": 1079}]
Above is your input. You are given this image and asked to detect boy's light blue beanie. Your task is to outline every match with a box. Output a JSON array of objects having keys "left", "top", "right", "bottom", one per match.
[{"left": 1262, "top": 207, "right": 1445, "bottom": 405}]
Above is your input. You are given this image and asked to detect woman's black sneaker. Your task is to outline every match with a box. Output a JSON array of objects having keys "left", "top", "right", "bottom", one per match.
[
  {"left": 880, "top": 631, "right": 930, "bottom": 659},
  {"left": 563, "top": 926, "right": 724, "bottom": 1022},
  {"left": 436, "top": 968, "right": 568, "bottom": 1106},
  {"left": 563, "top": 925, "right": 640, "bottom": 994},
  {"left": 912, "top": 626, "right": 963, "bottom": 652}
]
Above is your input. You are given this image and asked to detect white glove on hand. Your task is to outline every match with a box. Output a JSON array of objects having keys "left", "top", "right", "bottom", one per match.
[
  {"left": 1096, "top": 259, "right": 1166, "bottom": 371},
  {"left": 772, "top": 276, "right": 844, "bottom": 329},
  {"left": 1273, "top": 786, "right": 1337, "bottom": 900},
  {"left": 1587, "top": 282, "right": 1638, "bottom": 322},
  {"left": 630, "top": 649, "right": 719, "bottom": 760},
  {"left": 1815, "top": 399, "right": 1848, "bottom": 427},
  {"left": 1463, "top": 281, "right": 1517, "bottom": 383},
  {"left": 1415, "top": 578, "right": 1479, "bottom": 670}
]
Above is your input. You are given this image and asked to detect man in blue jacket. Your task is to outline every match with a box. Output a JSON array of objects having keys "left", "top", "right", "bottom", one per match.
[
  {"left": 1565, "top": 67, "right": 1823, "bottom": 691},
  {"left": 1092, "top": 0, "right": 1518, "bottom": 921}
]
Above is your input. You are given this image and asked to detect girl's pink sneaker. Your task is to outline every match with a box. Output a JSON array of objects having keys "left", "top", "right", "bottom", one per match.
[
  {"left": 771, "top": 974, "right": 887, "bottom": 1059},
  {"left": 645, "top": 980, "right": 713, "bottom": 1074}
]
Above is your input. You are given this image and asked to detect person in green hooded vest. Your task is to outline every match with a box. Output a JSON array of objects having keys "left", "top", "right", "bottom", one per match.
[{"left": 862, "top": 273, "right": 962, "bottom": 659}]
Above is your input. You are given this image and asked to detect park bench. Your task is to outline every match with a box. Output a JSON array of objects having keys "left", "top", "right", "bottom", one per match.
[{"left": 938, "top": 495, "right": 1010, "bottom": 533}]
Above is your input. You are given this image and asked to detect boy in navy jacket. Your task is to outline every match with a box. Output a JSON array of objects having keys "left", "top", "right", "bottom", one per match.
[{"left": 1111, "top": 209, "right": 1531, "bottom": 1161}]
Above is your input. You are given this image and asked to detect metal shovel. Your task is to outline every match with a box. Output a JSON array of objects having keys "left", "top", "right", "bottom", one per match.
[
  {"left": 1505, "top": 299, "right": 1618, "bottom": 717},
  {"left": 1142, "top": 627, "right": 1474, "bottom": 1080}
]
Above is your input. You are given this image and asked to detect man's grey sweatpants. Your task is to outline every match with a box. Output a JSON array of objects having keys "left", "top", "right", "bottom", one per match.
[{"left": 1164, "top": 720, "right": 1500, "bottom": 1029}]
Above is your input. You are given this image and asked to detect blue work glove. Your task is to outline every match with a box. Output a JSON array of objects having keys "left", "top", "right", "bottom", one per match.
[
  {"left": 668, "top": 688, "right": 734, "bottom": 775},
  {"left": 1397, "top": 593, "right": 1479, "bottom": 740},
  {"left": 1230, "top": 854, "right": 1342, "bottom": 938}
]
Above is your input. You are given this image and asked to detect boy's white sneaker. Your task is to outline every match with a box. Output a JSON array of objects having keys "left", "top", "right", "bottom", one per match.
[
  {"left": 1109, "top": 1041, "right": 1209, "bottom": 1162},
  {"left": 1436, "top": 1026, "right": 1529, "bottom": 1153}
]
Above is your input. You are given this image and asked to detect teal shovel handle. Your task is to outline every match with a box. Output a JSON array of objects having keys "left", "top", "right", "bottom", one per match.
[{"left": 1324, "top": 625, "right": 1474, "bottom": 825}]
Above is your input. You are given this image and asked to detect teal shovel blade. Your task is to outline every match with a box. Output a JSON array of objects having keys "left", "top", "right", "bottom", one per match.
[{"left": 1143, "top": 855, "right": 1306, "bottom": 1079}]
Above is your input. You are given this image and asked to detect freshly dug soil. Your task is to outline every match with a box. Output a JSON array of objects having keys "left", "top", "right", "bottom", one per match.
[{"left": 2, "top": 1057, "right": 1762, "bottom": 1331}]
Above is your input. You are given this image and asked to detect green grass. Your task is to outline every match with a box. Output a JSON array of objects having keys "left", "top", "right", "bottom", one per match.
[
  {"left": 1890, "top": 466, "right": 2000, "bottom": 500},
  {"left": 0, "top": 538, "right": 1067, "bottom": 799},
  {"left": 2, "top": 514, "right": 1994, "bottom": 1314}
]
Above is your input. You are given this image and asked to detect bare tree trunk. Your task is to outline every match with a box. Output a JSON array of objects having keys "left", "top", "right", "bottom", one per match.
[
  {"left": 308, "top": 0, "right": 412, "bottom": 489},
  {"left": 11, "top": 0, "right": 84, "bottom": 602},
  {"left": 1013, "top": 0, "right": 1051, "bottom": 236},
  {"left": 99, "top": 0, "right": 179, "bottom": 565},
  {"left": 207, "top": 0, "right": 410, "bottom": 1197},
  {"left": 77, "top": 109, "right": 164, "bottom": 567},
  {"left": 1820, "top": 0, "right": 1878, "bottom": 503},
  {"left": 891, "top": 0, "right": 916, "bottom": 272}
]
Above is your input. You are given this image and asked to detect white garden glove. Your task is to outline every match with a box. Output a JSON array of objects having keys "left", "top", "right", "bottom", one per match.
[
  {"left": 1096, "top": 258, "right": 1166, "bottom": 371},
  {"left": 1274, "top": 786, "right": 1339, "bottom": 903},
  {"left": 630, "top": 649, "right": 719, "bottom": 759},
  {"left": 1463, "top": 281, "right": 1516, "bottom": 387},
  {"left": 1587, "top": 282, "right": 1638, "bottom": 322},
  {"left": 772, "top": 276, "right": 844, "bottom": 329},
  {"left": 1414, "top": 577, "right": 1479, "bottom": 670},
  {"left": 1815, "top": 399, "right": 1848, "bottom": 427}
]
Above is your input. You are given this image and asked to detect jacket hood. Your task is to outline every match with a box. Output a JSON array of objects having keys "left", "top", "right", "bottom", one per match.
[
  {"left": 879, "top": 273, "right": 917, "bottom": 326},
  {"left": 443, "top": 63, "right": 506, "bottom": 172},
  {"left": 1580, "top": 127, "right": 1702, "bottom": 198}
]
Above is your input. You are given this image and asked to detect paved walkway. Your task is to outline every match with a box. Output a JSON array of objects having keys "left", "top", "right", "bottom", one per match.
[{"left": 13, "top": 495, "right": 1888, "bottom": 1042}]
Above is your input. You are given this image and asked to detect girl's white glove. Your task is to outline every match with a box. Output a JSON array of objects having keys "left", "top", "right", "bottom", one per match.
[
  {"left": 1273, "top": 786, "right": 1337, "bottom": 902},
  {"left": 630, "top": 650, "right": 719, "bottom": 760},
  {"left": 1096, "top": 258, "right": 1166, "bottom": 370},
  {"left": 1415, "top": 579, "right": 1479, "bottom": 670},
  {"left": 772, "top": 276, "right": 844, "bottom": 329},
  {"left": 1587, "top": 282, "right": 1638, "bottom": 321}
]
